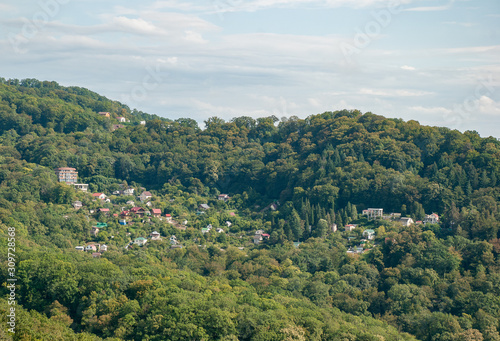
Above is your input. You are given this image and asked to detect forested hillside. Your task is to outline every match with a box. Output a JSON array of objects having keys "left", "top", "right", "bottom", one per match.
[{"left": 0, "top": 78, "right": 499, "bottom": 341}]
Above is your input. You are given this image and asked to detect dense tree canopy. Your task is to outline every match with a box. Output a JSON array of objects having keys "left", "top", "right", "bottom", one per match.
[{"left": 0, "top": 78, "right": 499, "bottom": 340}]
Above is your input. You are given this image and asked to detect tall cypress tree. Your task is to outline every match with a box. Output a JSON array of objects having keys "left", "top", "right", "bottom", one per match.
[
  {"left": 310, "top": 204, "right": 315, "bottom": 226},
  {"left": 316, "top": 219, "right": 328, "bottom": 238},
  {"left": 491, "top": 171, "right": 497, "bottom": 187},
  {"left": 290, "top": 209, "right": 303, "bottom": 241}
]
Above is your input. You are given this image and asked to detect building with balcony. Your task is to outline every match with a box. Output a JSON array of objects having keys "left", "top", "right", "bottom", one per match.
[
  {"left": 55, "top": 167, "right": 78, "bottom": 184},
  {"left": 362, "top": 208, "right": 383, "bottom": 220},
  {"left": 72, "top": 183, "right": 88, "bottom": 192}
]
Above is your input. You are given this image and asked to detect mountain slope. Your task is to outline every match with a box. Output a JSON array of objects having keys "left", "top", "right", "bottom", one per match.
[{"left": 0, "top": 78, "right": 499, "bottom": 341}]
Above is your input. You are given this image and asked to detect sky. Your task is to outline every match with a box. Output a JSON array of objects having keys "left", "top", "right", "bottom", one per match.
[{"left": 1, "top": 0, "right": 499, "bottom": 137}]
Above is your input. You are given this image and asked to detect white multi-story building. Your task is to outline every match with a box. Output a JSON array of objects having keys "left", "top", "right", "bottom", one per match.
[
  {"left": 55, "top": 167, "right": 78, "bottom": 184},
  {"left": 362, "top": 208, "right": 383, "bottom": 220}
]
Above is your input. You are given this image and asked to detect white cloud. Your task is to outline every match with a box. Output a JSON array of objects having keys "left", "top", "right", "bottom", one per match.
[
  {"left": 404, "top": 0, "right": 455, "bottom": 12},
  {"left": 409, "top": 106, "right": 452, "bottom": 115},
  {"left": 157, "top": 57, "right": 179, "bottom": 65},
  {"left": 111, "top": 16, "right": 160, "bottom": 35},
  {"left": 406, "top": 106, "right": 462, "bottom": 130},
  {"left": 308, "top": 97, "right": 322, "bottom": 107},
  {"left": 401, "top": 65, "right": 416, "bottom": 71},
  {"left": 436, "top": 45, "right": 500, "bottom": 54},
  {"left": 207, "top": 0, "right": 416, "bottom": 13},
  {"left": 53, "top": 35, "right": 108, "bottom": 49},
  {"left": 143, "top": 12, "right": 220, "bottom": 32},
  {"left": 443, "top": 21, "right": 477, "bottom": 27},
  {"left": 477, "top": 96, "right": 500, "bottom": 116},
  {"left": 359, "top": 88, "right": 432, "bottom": 97},
  {"left": 184, "top": 30, "right": 207, "bottom": 43},
  {"left": 404, "top": 5, "right": 448, "bottom": 11},
  {"left": 149, "top": 0, "right": 207, "bottom": 11},
  {"left": 0, "top": 4, "right": 15, "bottom": 12}
]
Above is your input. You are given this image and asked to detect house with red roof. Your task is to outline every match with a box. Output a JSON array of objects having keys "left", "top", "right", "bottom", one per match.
[
  {"left": 424, "top": 213, "right": 439, "bottom": 224},
  {"left": 218, "top": 194, "right": 230, "bottom": 202},
  {"left": 92, "top": 193, "right": 107, "bottom": 200},
  {"left": 85, "top": 244, "right": 97, "bottom": 252},
  {"left": 130, "top": 207, "right": 146, "bottom": 217},
  {"left": 345, "top": 224, "right": 357, "bottom": 232}
]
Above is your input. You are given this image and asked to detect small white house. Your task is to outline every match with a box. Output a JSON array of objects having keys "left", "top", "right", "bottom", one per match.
[
  {"left": 345, "top": 224, "right": 357, "bottom": 232},
  {"left": 362, "top": 229, "right": 375, "bottom": 240},
  {"left": 424, "top": 213, "right": 439, "bottom": 224},
  {"left": 139, "top": 191, "right": 152, "bottom": 202},
  {"left": 218, "top": 194, "right": 230, "bottom": 201},
  {"left": 133, "top": 237, "right": 148, "bottom": 246},
  {"left": 123, "top": 188, "right": 135, "bottom": 196},
  {"left": 150, "top": 231, "right": 161, "bottom": 240},
  {"left": 400, "top": 217, "right": 414, "bottom": 227}
]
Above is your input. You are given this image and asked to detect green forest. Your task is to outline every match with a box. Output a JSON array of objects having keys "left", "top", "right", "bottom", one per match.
[{"left": 0, "top": 78, "right": 499, "bottom": 341}]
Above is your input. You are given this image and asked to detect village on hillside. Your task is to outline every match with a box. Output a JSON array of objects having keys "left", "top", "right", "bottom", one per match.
[{"left": 56, "top": 167, "right": 442, "bottom": 257}]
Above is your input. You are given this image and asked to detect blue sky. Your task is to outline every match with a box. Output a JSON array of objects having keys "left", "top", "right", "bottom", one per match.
[{"left": 1, "top": 0, "right": 499, "bottom": 136}]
